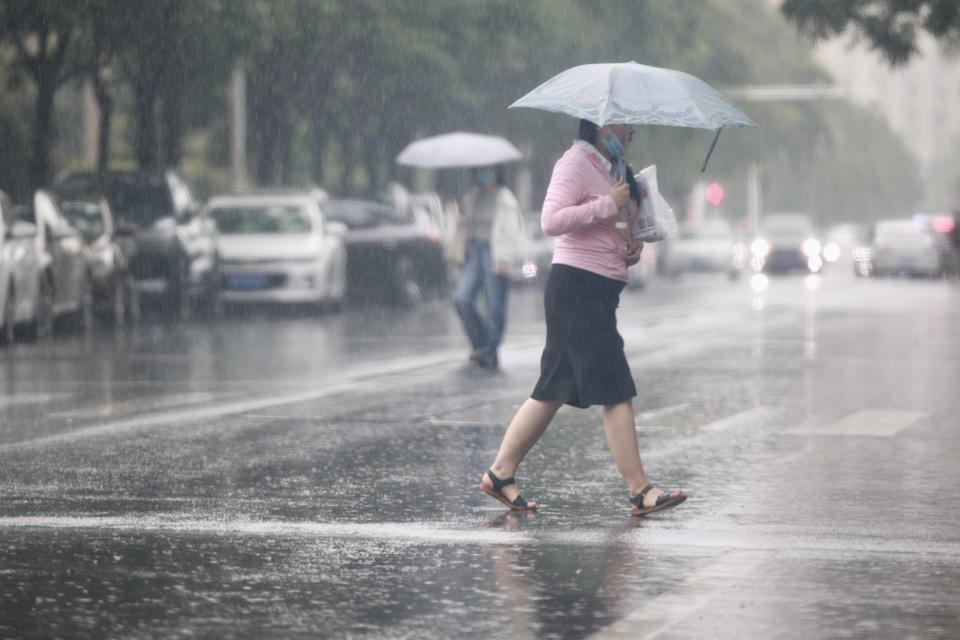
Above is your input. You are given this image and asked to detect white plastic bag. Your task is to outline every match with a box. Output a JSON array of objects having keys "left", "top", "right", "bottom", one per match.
[{"left": 632, "top": 165, "right": 678, "bottom": 242}]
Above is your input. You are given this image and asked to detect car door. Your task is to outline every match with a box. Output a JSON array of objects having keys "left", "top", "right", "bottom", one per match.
[{"left": 35, "top": 191, "right": 85, "bottom": 312}]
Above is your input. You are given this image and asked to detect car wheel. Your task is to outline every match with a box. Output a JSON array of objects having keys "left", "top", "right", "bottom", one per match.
[
  {"left": 24, "top": 275, "right": 54, "bottom": 342},
  {"left": 125, "top": 277, "right": 141, "bottom": 326},
  {"left": 390, "top": 256, "right": 422, "bottom": 307},
  {"left": 76, "top": 273, "right": 94, "bottom": 333},
  {"left": 167, "top": 259, "right": 192, "bottom": 322},
  {"left": 2, "top": 285, "right": 15, "bottom": 346}
]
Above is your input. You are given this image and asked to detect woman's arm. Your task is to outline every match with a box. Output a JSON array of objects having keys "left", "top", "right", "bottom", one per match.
[{"left": 540, "top": 157, "right": 619, "bottom": 236}]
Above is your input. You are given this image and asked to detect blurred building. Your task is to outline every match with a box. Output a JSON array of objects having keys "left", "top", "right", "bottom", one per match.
[{"left": 813, "top": 31, "right": 960, "bottom": 180}]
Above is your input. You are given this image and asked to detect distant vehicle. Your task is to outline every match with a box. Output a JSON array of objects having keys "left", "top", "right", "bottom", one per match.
[
  {"left": 861, "top": 219, "right": 946, "bottom": 277},
  {"left": 57, "top": 198, "right": 140, "bottom": 327},
  {"left": 322, "top": 198, "right": 447, "bottom": 307},
  {"left": 751, "top": 212, "right": 822, "bottom": 273},
  {"left": 660, "top": 218, "right": 745, "bottom": 279},
  {"left": 821, "top": 223, "right": 867, "bottom": 265},
  {"left": 208, "top": 193, "right": 347, "bottom": 308},
  {"left": 510, "top": 213, "right": 553, "bottom": 286},
  {"left": 53, "top": 171, "right": 219, "bottom": 319},
  {"left": 11, "top": 190, "right": 93, "bottom": 337},
  {"left": 1, "top": 190, "right": 44, "bottom": 344}
]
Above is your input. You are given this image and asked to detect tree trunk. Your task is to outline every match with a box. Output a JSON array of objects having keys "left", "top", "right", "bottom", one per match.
[
  {"left": 92, "top": 73, "right": 113, "bottom": 186},
  {"left": 160, "top": 91, "right": 184, "bottom": 168},
  {"left": 132, "top": 78, "right": 158, "bottom": 172},
  {"left": 31, "top": 75, "right": 57, "bottom": 191},
  {"left": 339, "top": 132, "right": 355, "bottom": 194}
]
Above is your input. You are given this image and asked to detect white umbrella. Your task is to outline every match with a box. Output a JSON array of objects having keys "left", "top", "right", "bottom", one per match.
[
  {"left": 509, "top": 61, "right": 756, "bottom": 170},
  {"left": 396, "top": 131, "right": 523, "bottom": 169}
]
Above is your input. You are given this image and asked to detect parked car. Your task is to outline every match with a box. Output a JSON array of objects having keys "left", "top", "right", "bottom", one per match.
[
  {"left": 2, "top": 191, "right": 40, "bottom": 344},
  {"left": 58, "top": 198, "right": 140, "bottom": 326},
  {"left": 53, "top": 170, "right": 219, "bottom": 319},
  {"left": 750, "top": 212, "right": 822, "bottom": 274},
  {"left": 660, "top": 218, "right": 745, "bottom": 279},
  {"left": 322, "top": 198, "right": 447, "bottom": 306},
  {"left": 208, "top": 193, "right": 347, "bottom": 308},
  {"left": 11, "top": 190, "right": 93, "bottom": 337},
  {"left": 862, "top": 219, "right": 947, "bottom": 278}
]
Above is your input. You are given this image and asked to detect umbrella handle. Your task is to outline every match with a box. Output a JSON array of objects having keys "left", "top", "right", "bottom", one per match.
[{"left": 701, "top": 128, "right": 723, "bottom": 173}]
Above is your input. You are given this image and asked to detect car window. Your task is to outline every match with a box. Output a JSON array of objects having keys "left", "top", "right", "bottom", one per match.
[
  {"left": 875, "top": 221, "right": 932, "bottom": 243},
  {"left": 107, "top": 179, "right": 175, "bottom": 226},
  {"left": 679, "top": 220, "right": 732, "bottom": 239},
  {"left": 211, "top": 205, "right": 313, "bottom": 235},
  {"left": 325, "top": 201, "right": 411, "bottom": 230},
  {"left": 61, "top": 201, "right": 106, "bottom": 239},
  {"left": 760, "top": 215, "right": 814, "bottom": 236}
]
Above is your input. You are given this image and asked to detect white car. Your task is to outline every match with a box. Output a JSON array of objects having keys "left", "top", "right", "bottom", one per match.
[
  {"left": 208, "top": 193, "right": 347, "bottom": 307},
  {"left": 4, "top": 190, "right": 91, "bottom": 341},
  {"left": 1, "top": 191, "right": 43, "bottom": 344},
  {"left": 661, "top": 218, "right": 745, "bottom": 279},
  {"left": 868, "top": 219, "right": 945, "bottom": 277}
]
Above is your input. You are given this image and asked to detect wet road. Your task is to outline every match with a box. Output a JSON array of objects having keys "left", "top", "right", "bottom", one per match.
[{"left": 2, "top": 269, "right": 959, "bottom": 639}]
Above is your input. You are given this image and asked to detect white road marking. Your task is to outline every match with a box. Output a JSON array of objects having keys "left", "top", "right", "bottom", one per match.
[
  {"left": 0, "top": 393, "right": 72, "bottom": 410},
  {"left": 699, "top": 406, "right": 779, "bottom": 433},
  {"left": 48, "top": 392, "right": 221, "bottom": 419},
  {"left": 791, "top": 409, "right": 927, "bottom": 437},
  {"left": 637, "top": 403, "right": 691, "bottom": 421},
  {"left": 587, "top": 550, "right": 771, "bottom": 640}
]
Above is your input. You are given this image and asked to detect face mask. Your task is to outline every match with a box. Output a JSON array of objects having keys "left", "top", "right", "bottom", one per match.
[
  {"left": 601, "top": 132, "right": 626, "bottom": 178},
  {"left": 475, "top": 169, "right": 495, "bottom": 187}
]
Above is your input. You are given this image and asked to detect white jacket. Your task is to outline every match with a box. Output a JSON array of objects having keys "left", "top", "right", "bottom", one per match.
[{"left": 448, "top": 186, "right": 522, "bottom": 266}]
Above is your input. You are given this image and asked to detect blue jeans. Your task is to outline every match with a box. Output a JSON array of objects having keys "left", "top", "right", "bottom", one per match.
[{"left": 452, "top": 239, "right": 509, "bottom": 358}]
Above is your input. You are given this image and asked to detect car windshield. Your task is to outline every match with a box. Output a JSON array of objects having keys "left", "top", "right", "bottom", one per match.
[
  {"left": 679, "top": 220, "right": 732, "bottom": 239},
  {"left": 211, "top": 205, "right": 312, "bottom": 235},
  {"left": 760, "top": 215, "right": 814, "bottom": 237},
  {"left": 106, "top": 180, "right": 175, "bottom": 226},
  {"left": 325, "top": 200, "right": 410, "bottom": 230},
  {"left": 60, "top": 201, "right": 106, "bottom": 239},
  {"left": 875, "top": 221, "right": 931, "bottom": 243}
]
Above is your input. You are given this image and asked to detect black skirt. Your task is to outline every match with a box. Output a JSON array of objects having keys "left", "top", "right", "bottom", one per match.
[{"left": 531, "top": 264, "right": 637, "bottom": 409}]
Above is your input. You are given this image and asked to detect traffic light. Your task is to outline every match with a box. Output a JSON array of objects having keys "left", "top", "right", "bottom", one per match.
[{"left": 706, "top": 181, "right": 725, "bottom": 207}]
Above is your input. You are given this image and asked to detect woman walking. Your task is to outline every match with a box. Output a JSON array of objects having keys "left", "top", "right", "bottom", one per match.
[
  {"left": 449, "top": 165, "right": 521, "bottom": 368},
  {"left": 480, "top": 120, "right": 686, "bottom": 516}
]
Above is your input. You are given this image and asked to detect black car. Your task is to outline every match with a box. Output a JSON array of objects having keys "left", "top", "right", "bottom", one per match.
[
  {"left": 322, "top": 199, "right": 447, "bottom": 306},
  {"left": 58, "top": 198, "right": 140, "bottom": 327},
  {"left": 54, "top": 171, "right": 219, "bottom": 319}
]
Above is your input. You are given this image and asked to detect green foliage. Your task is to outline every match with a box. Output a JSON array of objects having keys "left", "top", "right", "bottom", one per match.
[
  {"left": 0, "top": 0, "right": 932, "bottom": 219},
  {"left": 781, "top": 0, "right": 960, "bottom": 65}
]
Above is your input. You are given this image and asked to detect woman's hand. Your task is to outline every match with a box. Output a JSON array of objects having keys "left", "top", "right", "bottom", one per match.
[
  {"left": 609, "top": 177, "right": 630, "bottom": 210},
  {"left": 625, "top": 238, "right": 644, "bottom": 266}
]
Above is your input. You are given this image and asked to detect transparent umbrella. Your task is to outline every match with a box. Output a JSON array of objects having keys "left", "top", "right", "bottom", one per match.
[
  {"left": 509, "top": 61, "right": 756, "bottom": 170},
  {"left": 396, "top": 132, "right": 523, "bottom": 169}
]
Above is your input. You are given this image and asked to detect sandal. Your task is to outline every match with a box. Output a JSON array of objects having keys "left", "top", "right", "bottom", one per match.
[
  {"left": 480, "top": 469, "right": 537, "bottom": 511},
  {"left": 631, "top": 483, "right": 686, "bottom": 517}
]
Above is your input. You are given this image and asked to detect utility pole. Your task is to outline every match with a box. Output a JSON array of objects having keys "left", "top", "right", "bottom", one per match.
[{"left": 231, "top": 63, "right": 247, "bottom": 190}]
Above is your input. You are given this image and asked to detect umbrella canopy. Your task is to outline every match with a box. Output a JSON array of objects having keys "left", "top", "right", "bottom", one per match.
[
  {"left": 509, "top": 61, "right": 755, "bottom": 129},
  {"left": 395, "top": 132, "right": 523, "bottom": 169},
  {"left": 509, "top": 62, "right": 756, "bottom": 170}
]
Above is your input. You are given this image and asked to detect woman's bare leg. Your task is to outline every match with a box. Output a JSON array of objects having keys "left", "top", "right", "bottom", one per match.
[
  {"left": 486, "top": 398, "right": 563, "bottom": 504},
  {"left": 601, "top": 401, "right": 651, "bottom": 496}
]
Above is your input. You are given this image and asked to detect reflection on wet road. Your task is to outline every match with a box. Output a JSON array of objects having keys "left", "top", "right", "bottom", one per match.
[{"left": 2, "top": 273, "right": 959, "bottom": 638}]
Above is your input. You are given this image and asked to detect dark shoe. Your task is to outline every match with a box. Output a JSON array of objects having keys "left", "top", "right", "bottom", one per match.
[
  {"left": 480, "top": 469, "right": 537, "bottom": 511},
  {"left": 469, "top": 348, "right": 484, "bottom": 363},
  {"left": 476, "top": 350, "right": 498, "bottom": 368},
  {"left": 630, "top": 483, "right": 686, "bottom": 517}
]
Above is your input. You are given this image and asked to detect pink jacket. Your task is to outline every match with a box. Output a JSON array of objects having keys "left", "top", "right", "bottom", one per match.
[{"left": 541, "top": 140, "right": 639, "bottom": 282}]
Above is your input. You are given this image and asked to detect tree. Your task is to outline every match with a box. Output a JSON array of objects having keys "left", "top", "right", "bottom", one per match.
[
  {"left": 781, "top": 0, "right": 960, "bottom": 65},
  {"left": 0, "top": 0, "right": 86, "bottom": 190}
]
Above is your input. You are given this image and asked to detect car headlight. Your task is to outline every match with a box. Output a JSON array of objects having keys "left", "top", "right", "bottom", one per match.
[
  {"left": 823, "top": 242, "right": 841, "bottom": 262},
  {"left": 802, "top": 238, "right": 821, "bottom": 258},
  {"left": 750, "top": 238, "right": 770, "bottom": 258}
]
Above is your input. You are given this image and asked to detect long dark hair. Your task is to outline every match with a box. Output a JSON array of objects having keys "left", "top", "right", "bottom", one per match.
[{"left": 578, "top": 119, "right": 641, "bottom": 205}]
